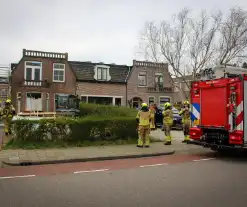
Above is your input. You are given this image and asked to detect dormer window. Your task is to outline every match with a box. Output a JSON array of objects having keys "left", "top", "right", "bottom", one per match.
[
  {"left": 97, "top": 67, "right": 107, "bottom": 80},
  {"left": 94, "top": 65, "right": 111, "bottom": 81}
]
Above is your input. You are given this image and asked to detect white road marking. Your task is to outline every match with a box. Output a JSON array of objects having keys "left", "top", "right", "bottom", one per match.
[
  {"left": 0, "top": 175, "right": 36, "bottom": 180},
  {"left": 74, "top": 169, "right": 109, "bottom": 174},
  {"left": 193, "top": 158, "right": 215, "bottom": 162},
  {"left": 140, "top": 163, "right": 168, "bottom": 168}
]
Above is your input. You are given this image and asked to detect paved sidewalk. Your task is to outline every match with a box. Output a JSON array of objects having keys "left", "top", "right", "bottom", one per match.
[{"left": 0, "top": 130, "right": 203, "bottom": 167}]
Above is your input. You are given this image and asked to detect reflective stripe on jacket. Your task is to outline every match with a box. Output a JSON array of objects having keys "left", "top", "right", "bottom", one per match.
[{"left": 2, "top": 105, "right": 15, "bottom": 118}]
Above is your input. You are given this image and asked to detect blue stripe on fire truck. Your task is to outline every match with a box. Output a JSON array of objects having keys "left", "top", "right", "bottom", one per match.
[{"left": 191, "top": 103, "right": 200, "bottom": 122}]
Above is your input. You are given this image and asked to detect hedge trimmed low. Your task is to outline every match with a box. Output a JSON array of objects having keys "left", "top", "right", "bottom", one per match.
[
  {"left": 10, "top": 116, "right": 137, "bottom": 143},
  {"left": 79, "top": 103, "right": 137, "bottom": 117}
]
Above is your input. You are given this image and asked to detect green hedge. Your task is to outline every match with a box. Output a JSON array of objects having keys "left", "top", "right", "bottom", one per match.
[
  {"left": 79, "top": 103, "right": 137, "bottom": 117},
  {"left": 10, "top": 116, "right": 137, "bottom": 143}
]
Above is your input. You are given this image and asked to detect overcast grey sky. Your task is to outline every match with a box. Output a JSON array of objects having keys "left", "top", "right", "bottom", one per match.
[{"left": 0, "top": 0, "right": 246, "bottom": 65}]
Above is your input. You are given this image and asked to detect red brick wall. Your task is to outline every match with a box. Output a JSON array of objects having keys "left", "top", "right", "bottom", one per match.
[
  {"left": 127, "top": 60, "right": 174, "bottom": 107},
  {"left": 11, "top": 56, "right": 76, "bottom": 112},
  {"left": 76, "top": 82, "right": 127, "bottom": 106}
]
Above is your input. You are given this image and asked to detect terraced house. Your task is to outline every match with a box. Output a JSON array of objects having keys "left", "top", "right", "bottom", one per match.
[
  {"left": 69, "top": 61, "right": 130, "bottom": 106},
  {"left": 127, "top": 60, "right": 174, "bottom": 108},
  {"left": 11, "top": 49, "right": 174, "bottom": 112},
  {"left": 11, "top": 49, "right": 76, "bottom": 113}
]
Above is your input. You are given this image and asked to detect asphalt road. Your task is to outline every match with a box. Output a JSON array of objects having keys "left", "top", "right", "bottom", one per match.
[{"left": 1, "top": 154, "right": 247, "bottom": 207}]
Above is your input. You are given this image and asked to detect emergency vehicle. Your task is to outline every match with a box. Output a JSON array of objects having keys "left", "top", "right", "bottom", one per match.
[{"left": 189, "top": 65, "right": 247, "bottom": 151}]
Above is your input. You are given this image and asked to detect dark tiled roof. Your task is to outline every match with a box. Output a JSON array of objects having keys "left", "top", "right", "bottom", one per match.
[{"left": 69, "top": 61, "right": 131, "bottom": 83}]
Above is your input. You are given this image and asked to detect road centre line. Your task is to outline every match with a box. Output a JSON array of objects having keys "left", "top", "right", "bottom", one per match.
[
  {"left": 140, "top": 163, "right": 168, "bottom": 168},
  {"left": 74, "top": 169, "right": 109, "bottom": 174},
  {"left": 0, "top": 175, "right": 36, "bottom": 180},
  {"left": 193, "top": 158, "right": 215, "bottom": 162}
]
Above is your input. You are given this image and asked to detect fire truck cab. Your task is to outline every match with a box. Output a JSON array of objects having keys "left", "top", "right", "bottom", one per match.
[{"left": 189, "top": 65, "right": 247, "bottom": 151}]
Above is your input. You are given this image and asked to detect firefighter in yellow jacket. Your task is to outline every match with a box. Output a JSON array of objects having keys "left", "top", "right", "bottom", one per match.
[
  {"left": 179, "top": 100, "right": 191, "bottom": 143},
  {"left": 149, "top": 104, "right": 156, "bottom": 130},
  {"left": 163, "top": 102, "right": 173, "bottom": 145},
  {"left": 1, "top": 99, "right": 16, "bottom": 135},
  {"left": 136, "top": 103, "right": 151, "bottom": 148}
]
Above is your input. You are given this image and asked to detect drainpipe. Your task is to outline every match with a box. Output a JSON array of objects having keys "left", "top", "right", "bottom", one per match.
[{"left": 125, "top": 66, "right": 131, "bottom": 107}]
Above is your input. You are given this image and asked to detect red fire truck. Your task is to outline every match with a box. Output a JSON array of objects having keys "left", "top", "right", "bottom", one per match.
[{"left": 189, "top": 65, "right": 247, "bottom": 151}]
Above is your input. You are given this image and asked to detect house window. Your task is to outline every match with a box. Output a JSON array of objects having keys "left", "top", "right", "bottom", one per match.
[
  {"left": 159, "top": 96, "right": 171, "bottom": 107},
  {"left": 26, "top": 92, "right": 42, "bottom": 111},
  {"left": 155, "top": 73, "right": 163, "bottom": 88},
  {"left": 25, "top": 61, "right": 42, "bottom": 81},
  {"left": 55, "top": 94, "right": 68, "bottom": 109},
  {"left": 53, "top": 63, "right": 65, "bottom": 82},
  {"left": 88, "top": 96, "right": 113, "bottom": 105},
  {"left": 148, "top": 97, "right": 155, "bottom": 106},
  {"left": 138, "top": 71, "right": 147, "bottom": 86},
  {"left": 55, "top": 94, "right": 78, "bottom": 110},
  {"left": 97, "top": 67, "right": 108, "bottom": 80},
  {"left": 115, "top": 98, "right": 122, "bottom": 106},
  {"left": 94, "top": 65, "right": 111, "bottom": 81}
]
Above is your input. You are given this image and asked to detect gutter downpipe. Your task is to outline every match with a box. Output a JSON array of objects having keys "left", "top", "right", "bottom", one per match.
[{"left": 125, "top": 66, "right": 131, "bottom": 107}]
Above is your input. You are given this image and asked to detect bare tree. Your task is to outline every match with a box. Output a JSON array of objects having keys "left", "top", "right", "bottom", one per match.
[
  {"left": 138, "top": 6, "right": 247, "bottom": 101},
  {"left": 139, "top": 21, "right": 161, "bottom": 62},
  {"left": 139, "top": 8, "right": 191, "bottom": 99},
  {"left": 188, "top": 10, "right": 222, "bottom": 79},
  {"left": 217, "top": 7, "right": 247, "bottom": 65}
]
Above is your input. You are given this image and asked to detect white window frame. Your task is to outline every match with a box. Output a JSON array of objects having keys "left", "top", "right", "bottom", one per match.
[
  {"left": 53, "top": 63, "right": 65, "bottom": 83},
  {"left": 80, "top": 95, "right": 123, "bottom": 106},
  {"left": 97, "top": 67, "right": 108, "bottom": 81},
  {"left": 159, "top": 96, "right": 171, "bottom": 107},
  {"left": 155, "top": 72, "right": 163, "bottom": 87},
  {"left": 94, "top": 65, "right": 111, "bottom": 81},
  {"left": 138, "top": 71, "right": 147, "bottom": 87},
  {"left": 24, "top": 61, "right": 42, "bottom": 81},
  {"left": 148, "top": 96, "right": 155, "bottom": 106},
  {"left": 25, "top": 91, "right": 43, "bottom": 112}
]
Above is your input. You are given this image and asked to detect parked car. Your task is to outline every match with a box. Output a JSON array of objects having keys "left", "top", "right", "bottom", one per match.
[{"left": 155, "top": 107, "right": 183, "bottom": 130}]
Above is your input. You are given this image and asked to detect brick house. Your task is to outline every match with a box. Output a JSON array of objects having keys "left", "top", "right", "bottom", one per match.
[
  {"left": 127, "top": 60, "right": 174, "bottom": 108},
  {"left": 69, "top": 61, "right": 130, "bottom": 106},
  {"left": 11, "top": 49, "right": 76, "bottom": 113}
]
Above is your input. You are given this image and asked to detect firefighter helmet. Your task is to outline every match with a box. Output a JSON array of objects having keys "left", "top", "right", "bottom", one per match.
[
  {"left": 164, "top": 102, "right": 171, "bottom": 108},
  {"left": 5, "top": 99, "right": 11, "bottom": 104},
  {"left": 141, "top": 103, "right": 148, "bottom": 107},
  {"left": 184, "top": 100, "right": 190, "bottom": 105}
]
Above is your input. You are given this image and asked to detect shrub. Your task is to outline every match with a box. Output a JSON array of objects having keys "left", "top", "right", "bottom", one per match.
[
  {"left": 79, "top": 103, "right": 137, "bottom": 117},
  {"left": 11, "top": 116, "right": 137, "bottom": 144}
]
